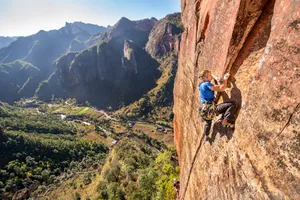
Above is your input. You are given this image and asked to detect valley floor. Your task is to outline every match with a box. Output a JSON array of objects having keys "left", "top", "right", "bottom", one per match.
[{"left": 0, "top": 99, "right": 178, "bottom": 200}]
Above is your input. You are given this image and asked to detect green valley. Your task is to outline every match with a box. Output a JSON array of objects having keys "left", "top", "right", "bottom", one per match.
[{"left": 0, "top": 99, "right": 178, "bottom": 200}]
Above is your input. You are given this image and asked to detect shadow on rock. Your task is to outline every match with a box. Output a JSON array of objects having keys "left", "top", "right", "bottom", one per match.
[
  {"left": 207, "top": 120, "right": 234, "bottom": 144},
  {"left": 231, "top": 81, "right": 242, "bottom": 120}
]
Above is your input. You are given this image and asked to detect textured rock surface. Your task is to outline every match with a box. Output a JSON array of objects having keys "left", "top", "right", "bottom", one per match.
[
  {"left": 123, "top": 40, "right": 138, "bottom": 73},
  {"left": 174, "top": 0, "right": 300, "bottom": 199}
]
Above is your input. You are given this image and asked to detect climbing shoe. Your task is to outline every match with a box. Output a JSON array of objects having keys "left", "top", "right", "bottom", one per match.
[{"left": 223, "top": 122, "right": 234, "bottom": 128}]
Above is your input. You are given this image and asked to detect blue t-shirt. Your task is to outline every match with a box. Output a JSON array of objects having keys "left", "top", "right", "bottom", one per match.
[{"left": 199, "top": 82, "right": 215, "bottom": 103}]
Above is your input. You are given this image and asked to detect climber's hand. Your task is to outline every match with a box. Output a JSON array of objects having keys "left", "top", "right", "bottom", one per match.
[{"left": 224, "top": 72, "right": 230, "bottom": 80}]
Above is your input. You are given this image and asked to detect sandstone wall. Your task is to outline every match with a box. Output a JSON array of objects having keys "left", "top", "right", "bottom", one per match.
[{"left": 174, "top": 0, "right": 300, "bottom": 199}]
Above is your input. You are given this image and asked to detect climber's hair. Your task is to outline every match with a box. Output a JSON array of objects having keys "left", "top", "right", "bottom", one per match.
[{"left": 199, "top": 70, "right": 211, "bottom": 80}]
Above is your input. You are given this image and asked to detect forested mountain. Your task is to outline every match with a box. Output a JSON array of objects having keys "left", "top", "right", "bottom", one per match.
[{"left": 36, "top": 14, "right": 182, "bottom": 111}]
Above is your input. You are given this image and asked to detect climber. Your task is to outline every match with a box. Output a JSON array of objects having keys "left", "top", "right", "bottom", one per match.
[
  {"left": 173, "top": 179, "right": 180, "bottom": 199},
  {"left": 198, "top": 70, "right": 237, "bottom": 136}
]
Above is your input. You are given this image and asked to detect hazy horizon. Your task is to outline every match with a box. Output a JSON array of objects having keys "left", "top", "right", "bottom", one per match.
[{"left": 0, "top": 0, "right": 181, "bottom": 37}]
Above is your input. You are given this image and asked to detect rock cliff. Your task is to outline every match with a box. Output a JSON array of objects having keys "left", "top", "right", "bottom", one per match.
[
  {"left": 174, "top": 0, "right": 300, "bottom": 199},
  {"left": 39, "top": 38, "right": 160, "bottom": 108},
  {"left": 114, "top": 14, "right": 183, "bottom": 121}
]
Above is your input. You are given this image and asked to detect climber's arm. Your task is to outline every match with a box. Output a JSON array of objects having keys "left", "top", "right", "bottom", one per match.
[{"left": 210, "top": 74, "right": 230, "bottom": 92}]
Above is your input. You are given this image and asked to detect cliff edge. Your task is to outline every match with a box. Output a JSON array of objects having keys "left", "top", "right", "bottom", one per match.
[{"left": 174, "top": 0, "right": 300, "bottom": 199}]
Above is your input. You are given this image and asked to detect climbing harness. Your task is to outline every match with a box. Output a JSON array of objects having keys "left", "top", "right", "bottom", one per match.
[{"left": 199, "top": 102, "right": 216, "bottom": 121}]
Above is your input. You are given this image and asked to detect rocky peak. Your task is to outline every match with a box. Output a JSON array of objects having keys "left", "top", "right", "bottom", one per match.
[
  {"left": 72, "top": 21, "right": 107, "bottom": 35},
  {"left": 60, "top": 22, "right": 90, "bottom": 36},
  {"left": 135, "top": 18, "right": 158, "bottom": 31},
  {"left": 123, "top": 40, "right": 138, "bottom": 73},
  {"left": 146, "top": 13, "right": 183, "bottom": 59},
  {"left": 108, "top": 17, "right": 156, "bottom": 44},
  {"left": 110, "top": 17, "right": 134, "bottom": 34},
  {"left": 174, "top": 0, "right": 300, "bottom": 199}
]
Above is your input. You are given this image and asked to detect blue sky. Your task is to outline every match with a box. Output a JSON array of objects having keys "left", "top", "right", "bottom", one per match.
[{"left": 0, "top": 0, "right": 181, "bottom": 36}]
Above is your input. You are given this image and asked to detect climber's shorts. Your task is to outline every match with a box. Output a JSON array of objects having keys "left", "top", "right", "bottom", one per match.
[{"left": 199, "top": 103, "right": 216, "bottom": 121}]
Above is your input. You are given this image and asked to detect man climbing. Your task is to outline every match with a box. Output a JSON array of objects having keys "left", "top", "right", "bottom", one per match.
[
  {"left": 198, "top": 70, "right": 237, "bottom": 136},
  {"left": 173, "top": 179, "right": 180, "bottom": 199}
]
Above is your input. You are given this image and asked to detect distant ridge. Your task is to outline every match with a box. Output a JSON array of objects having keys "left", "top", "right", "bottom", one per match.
[
  {"left": 0, "top": 36, "right": 18, "bottom": 49},
  {"left": 0, "top": 22, "right": 108, "bottom": 103}
]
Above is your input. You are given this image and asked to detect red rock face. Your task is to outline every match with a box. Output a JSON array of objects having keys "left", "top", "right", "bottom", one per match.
[{"left": 174, "top": 0, "right": 300, "bottom": 199}]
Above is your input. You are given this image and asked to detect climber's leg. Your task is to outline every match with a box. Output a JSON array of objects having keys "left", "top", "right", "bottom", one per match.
[
  {"left": 215, "top": 101, "right": 237, "bottom": 127},
  {"left": 204, "top": 119, "right": 212, "bottom": 136}
]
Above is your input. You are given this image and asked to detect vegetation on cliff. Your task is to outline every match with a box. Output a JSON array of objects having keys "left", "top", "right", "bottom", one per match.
[{"left": 97, "top": 139, "right": 179, "bottom": 200}]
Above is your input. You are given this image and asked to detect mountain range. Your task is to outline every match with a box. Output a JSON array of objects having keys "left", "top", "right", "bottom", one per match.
[
  {"left": 0, "top": 13, "right": 182, "bottom": 112},
  {"left": 0, "top": 22, "right": 108, "bottom": 103}
]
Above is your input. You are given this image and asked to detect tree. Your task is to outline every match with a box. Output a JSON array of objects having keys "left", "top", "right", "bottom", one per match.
[
  {"left": 154, "top": 150, "right": 179, "bottom": 200},
  {"left": 137, "top": 168, "right": 158, "bottom": 200},
  {"left": 107, "top": 182, "right": 124, "bottom": 200},
  {"left": 97, "top": 180, "right": 108, "bottom": 199}
]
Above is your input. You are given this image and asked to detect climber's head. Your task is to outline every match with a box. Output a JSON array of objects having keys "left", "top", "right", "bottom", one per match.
[{"left": 199, "top": 70, "right": 212, "bottom": 82}]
